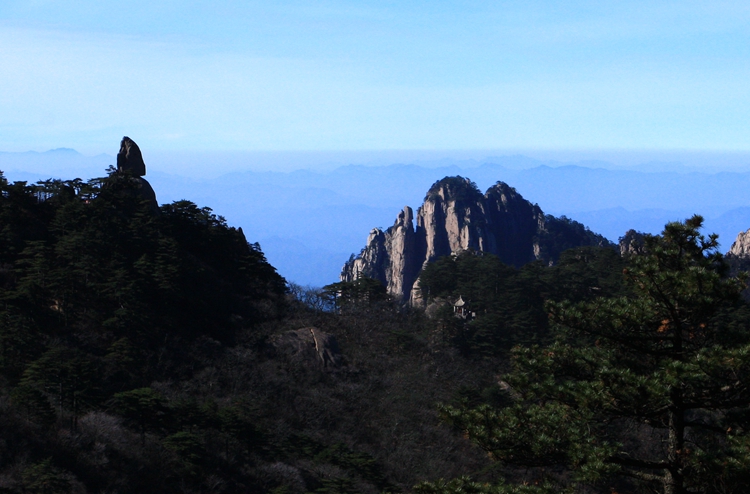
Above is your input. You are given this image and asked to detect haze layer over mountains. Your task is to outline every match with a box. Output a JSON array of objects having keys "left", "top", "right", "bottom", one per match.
[{"left": 4, "top": 149, "right": 750, "bottom": 287}]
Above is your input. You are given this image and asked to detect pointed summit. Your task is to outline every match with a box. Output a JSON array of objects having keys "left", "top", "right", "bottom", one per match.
[
  {"left": 117, "top": 136, "right": 146, "bottom": 177},
  {"left": 341, "top": 176, "right": 610, "bottom": 303}
]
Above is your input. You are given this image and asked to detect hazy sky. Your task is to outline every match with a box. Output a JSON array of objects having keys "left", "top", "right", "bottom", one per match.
[{"left": 2, "top": 1, "right": 750, "bottom": 155}]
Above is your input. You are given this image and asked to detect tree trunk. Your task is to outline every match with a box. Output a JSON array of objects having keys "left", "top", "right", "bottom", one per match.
[
  {"left": 665, "top": 401, "right": 685, "bottom": 494},
  {"left": 664, "top": 317, "right": 686, "bottom": 494}
]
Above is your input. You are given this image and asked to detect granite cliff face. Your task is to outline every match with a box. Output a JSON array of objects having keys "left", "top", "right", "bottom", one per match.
[
  {"left": 341, "top": 177, "right": 609, "bottom": 302},
  {"left": 728, "top": 229, "right": 750, "bottom": 258}
]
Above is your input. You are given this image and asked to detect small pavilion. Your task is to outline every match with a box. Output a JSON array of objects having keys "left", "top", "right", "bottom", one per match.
[{"left": 453, "top": 296, "right": 470, "bottom": 319}]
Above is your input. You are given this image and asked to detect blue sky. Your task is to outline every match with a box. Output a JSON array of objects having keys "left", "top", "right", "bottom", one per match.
[{"left": 2, "top": 1, "right": 750, "bottom": 155}]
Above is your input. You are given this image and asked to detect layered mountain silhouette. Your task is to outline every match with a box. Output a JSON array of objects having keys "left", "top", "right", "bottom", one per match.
[{"left": 341, "top": 176, "right": 610, "bottom": 302}]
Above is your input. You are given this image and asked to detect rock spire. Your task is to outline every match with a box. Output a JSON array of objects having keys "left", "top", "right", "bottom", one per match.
[
  {"left": 117, "top": 136, "right": 146, "bottom": 176},
  {"left": 115, "top": 136, "right": 157, "bottom": 210}
]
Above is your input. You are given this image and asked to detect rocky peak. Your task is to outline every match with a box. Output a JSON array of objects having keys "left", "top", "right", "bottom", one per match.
[
  {"left": 424, "top": 176, "right": 483, "bottom": 203},
  {"left": 619, "top": 229, "right": 646, "bottom": 256},
  {"left": 395, "top": 205, "right": 414, "bottom": 230},
  {"left": 485, "top": 182, "right": 537, "bottom": 212},
  {"left": 417, "top": 177, "right": 488, "bottom": 263},
  {"left": 483, "top": 182, "right": 545, "bottom": 267},
  {"left": 342, "top": 176, "right": 609, "bottom": 303},
  {"left": 117, "top": 136, "right": 146, "bottom": 177},
  {"left": 728, "top": 229, "right": 750, "bottom": 258},
  {"left": 340, "top": 205, "right": 420, "bottom": 300}
]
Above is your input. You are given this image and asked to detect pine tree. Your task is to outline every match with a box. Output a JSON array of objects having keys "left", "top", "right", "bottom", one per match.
[
  {"left": 20, "top": 346, "right": 100, "bottom": 431},
  {"left": 112, "top": 387, "right": 167, "bottom": 445},
  {"left": 429, "top": 217, "right": 750, "bottom": 493}
]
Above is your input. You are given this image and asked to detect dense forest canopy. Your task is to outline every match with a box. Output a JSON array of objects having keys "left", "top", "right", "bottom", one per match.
[
  {"left": 0, "top": 170, "right": 286, "bottom": 362},
  {"left": 420, "top": 217, "right": 750, "bottom": 494},
  {"left": 0, "top": 171, "right": 296, "bottom": 492},
  {"left": 417, "top": 246, "right": 627, "bottom": 358}
]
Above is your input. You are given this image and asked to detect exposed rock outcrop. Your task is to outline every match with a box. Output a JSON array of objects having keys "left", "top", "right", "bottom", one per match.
[
  {"left": 343, "top": 206, "right": 421, "bottom": 304},
  {"left": 117, "top": 136, "right": 146, "bottom": 176},
  {"left": 728, "top": 229, "right": 750, "bottom": 258},
  {"left": 116, "top": 136, "right": 157, "bottom": 210},
  {"left": 619, "top": 229, "right": 646, "bottom": 256},
  {"left": 727, "top": 230, "right": 750, "bottom": 301},
  {"left": 268, "top": 327, "right": 342, "bottom": 369},
  {"left": 341, "top": 176, "right": 610, "bottom": 302}
]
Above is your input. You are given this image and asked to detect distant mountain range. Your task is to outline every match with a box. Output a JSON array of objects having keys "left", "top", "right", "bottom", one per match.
[{"left": 3, "top": 149, "right": 750, "bottom": 287}]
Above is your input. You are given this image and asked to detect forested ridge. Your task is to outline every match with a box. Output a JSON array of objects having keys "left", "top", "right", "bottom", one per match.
[{"left": 1, "top": 169, "right": 749, "bottom": 494}]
